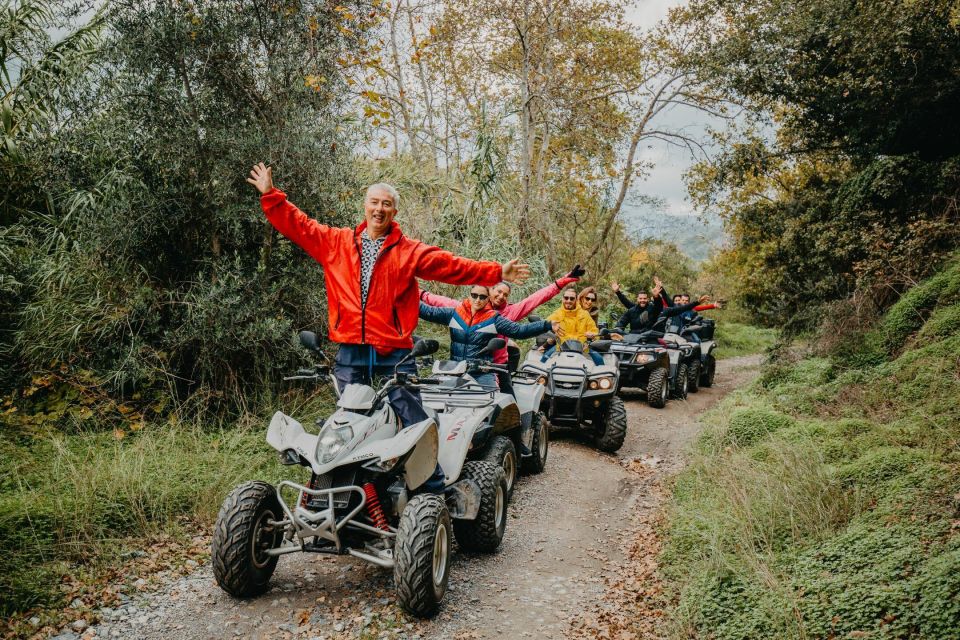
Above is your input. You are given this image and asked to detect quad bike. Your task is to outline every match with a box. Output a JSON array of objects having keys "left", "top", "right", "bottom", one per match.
[
  {"left": 608, "top": 331, "right": 670, "bottom": 408},
  {"left": 211, "top": 332, "right": 508, "bottom": 618},
  {"left": 518, "top": 336, "right": 627, "bottom": 453},
  {"left": 681, "top": 318, "right": 718, "bottom": 388},
  {"left": 419, "top": 338, "right": 549, "bottom": 501}
]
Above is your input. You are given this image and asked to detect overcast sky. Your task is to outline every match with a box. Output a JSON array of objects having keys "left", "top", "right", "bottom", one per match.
[{"left": 621, "top": 0, "right": 721, "bottom": 240}]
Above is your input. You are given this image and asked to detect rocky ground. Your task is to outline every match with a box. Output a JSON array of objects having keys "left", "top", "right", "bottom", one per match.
[{"left": 41, "top": 355, "right": 761, "bottom": 640}]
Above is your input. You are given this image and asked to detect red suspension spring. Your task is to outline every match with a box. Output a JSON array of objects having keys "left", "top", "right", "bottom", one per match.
[{"left": 363, "top": 483, "right": 390, "bottom": 531}]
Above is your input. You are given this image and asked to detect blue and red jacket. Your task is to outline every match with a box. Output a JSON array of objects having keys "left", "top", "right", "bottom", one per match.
[{"left": 419, "top": 300, "right": 551, "bottom": 362}]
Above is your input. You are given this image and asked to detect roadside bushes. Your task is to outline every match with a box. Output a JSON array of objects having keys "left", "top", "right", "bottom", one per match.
[{"left": 661, "top": 256, "right": 960, "bottom": 639}]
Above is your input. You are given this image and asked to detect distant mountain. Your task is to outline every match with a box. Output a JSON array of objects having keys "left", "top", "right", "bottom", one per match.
[{"left": 622, "top": 209, "right": 726, "bottom": 264}]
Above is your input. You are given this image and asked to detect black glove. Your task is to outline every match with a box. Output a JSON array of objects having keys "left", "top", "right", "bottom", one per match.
[{"left": 566, "top": 264, "right": 586, "bottom": 278}]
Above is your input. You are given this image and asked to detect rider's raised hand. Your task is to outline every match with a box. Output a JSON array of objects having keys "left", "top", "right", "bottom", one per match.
[
  {"left": 698, "top": 294, "right": 711, "bottom": 304},
  {"left": 566, "top": 264, "right": 586, "bottom": 278},
  {"left": 246, "top": 162, "right": 274, "bottom": 195},
  {"left": 501, "top": 259, "right": 531, "bottom": 284},
  {"left": 610, "top": 281, "right": 621, "bottom": 293}
]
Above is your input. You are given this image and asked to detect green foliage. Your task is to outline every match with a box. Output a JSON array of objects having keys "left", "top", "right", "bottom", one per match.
[
  {"left": 683, "top": 0, "right": 960, "bottom": 159},
  {"left": 724, "top": 407, "right": 795, "bottom": 447},
  {"left": 661, "top": 257, "right": 960, "bottom": 639},
  {"left": 713, "top": 322, "right": 778, "bottom": 359},
  {"left": 0, "top": 389, "right": 333, "bottom": 615}
]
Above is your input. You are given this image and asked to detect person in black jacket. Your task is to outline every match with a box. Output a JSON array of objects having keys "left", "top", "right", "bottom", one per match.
[
  {"left": 613, "top": 278, "right": 713, "bottom": 334},
  {"left": 609, "top": 280, "right": 663, "bottom": 333}
]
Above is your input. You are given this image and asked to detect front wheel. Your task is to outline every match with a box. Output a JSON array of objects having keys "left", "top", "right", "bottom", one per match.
[
  {"left": 394, "top": 494, "right": 451, "bottom": 618},
  {"left": 671, "top": 363, "right": 689, "bottom": 400},
  {"left": 595, "top": 396, "right": 627, "bottom": 453},
  {"left": 521, "top": 412, "right": 549, "bottom": 475},
  {"left": 453, "top": 461, "right": 508, "bottom": 552},
  {"left": 211, "top": 481, "right": 283, "bottom": 598},
  {"left": 700, "top": 355, "right": 716, "bottom": 387},
  {"left": 646, "top": 367, "right": 669, "bottom": 408},
  {"left": 482, "top": 435, "right": 518, "bottom": 500},
  {"left": 688, "top": 359, "right": 701, "bottom": 393}
]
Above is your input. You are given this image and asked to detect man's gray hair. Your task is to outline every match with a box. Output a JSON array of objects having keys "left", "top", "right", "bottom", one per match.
[{"left": 366, "top": 182, "right": 400, "bottom": 207}]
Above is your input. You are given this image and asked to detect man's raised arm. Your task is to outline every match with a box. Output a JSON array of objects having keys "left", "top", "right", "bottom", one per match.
[{"left": 248, "top": 163, "right": 332, "bottom": 265}]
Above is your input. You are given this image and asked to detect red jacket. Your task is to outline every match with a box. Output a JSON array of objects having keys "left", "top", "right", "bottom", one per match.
[{"left": 261, "top": 189, "right": 503, "bottom": 351}]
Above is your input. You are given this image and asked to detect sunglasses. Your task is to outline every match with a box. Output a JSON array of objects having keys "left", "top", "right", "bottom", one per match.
[
  {"left": 470, "top": 292, "right": 489, "bottom": 301},
  {"left": 585, "top": 296, "right": 597, "bottom": 302},
  {"left": 562, "top": 296, "right": 577, "bottom": 301}
]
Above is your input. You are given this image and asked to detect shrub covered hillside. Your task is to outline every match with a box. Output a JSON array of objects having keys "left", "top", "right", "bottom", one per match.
[{"left": 661, "top": 255, "right": 960, "bottom": 638}]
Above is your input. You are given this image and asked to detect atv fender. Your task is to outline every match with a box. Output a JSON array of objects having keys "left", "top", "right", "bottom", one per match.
[
  {"left": 266, "top": 412, "right": 319, "bottom": 469},
  {"left": 347, "top": 418, "right": 440, "bottom": 491},
  {"left": 513, "top": 381, "right": 545, "bottom": 415},
  {"left": 436, "top": 408, "right": 484, "bottom": 486}
]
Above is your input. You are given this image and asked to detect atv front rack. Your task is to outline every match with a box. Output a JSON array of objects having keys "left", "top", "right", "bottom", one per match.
[
  {"left": 264, "top": 480, "right": 397, "bottom": 568},
  {"left": 543, "top": 364, "right": 588, "bottom": 427}
]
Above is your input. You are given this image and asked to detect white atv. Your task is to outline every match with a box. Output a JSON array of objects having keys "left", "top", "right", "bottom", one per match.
[
  {"left": 210, "top": 333, "right": 508, "bottom": 618},
  {"left": 419, "top": 338, "right": 549, "bottom": 501},
  {"left": 519, "top": 336, "right": 628, "bottom": 453}
]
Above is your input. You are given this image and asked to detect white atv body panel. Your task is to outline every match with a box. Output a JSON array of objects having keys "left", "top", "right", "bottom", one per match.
[
  {"left": 700, "top": 339, "right": 716, "bottom": 356},
  {"left": 337, "top": 383, "right": 377, "bottom": 410},
  {"left": 436, "top": 408, "right": 492, "bottom": 486},
  {"left": 513, "top": 379, "right": 545, "bottom": 415},
  {"left": 267, "top": 411, "right": 318, "bottom": 467},
  {"left": 342, "top": 417, "right": 439, "bottom": 490}
]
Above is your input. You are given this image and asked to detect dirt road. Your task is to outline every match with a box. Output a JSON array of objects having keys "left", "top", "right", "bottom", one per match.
[{"left": 62, "top": 355, "right": 761, "bottom": 640}]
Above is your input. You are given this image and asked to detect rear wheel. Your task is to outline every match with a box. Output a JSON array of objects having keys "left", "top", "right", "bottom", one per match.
[
  {"left": 453, "top": 461, "right": 508, "bottom": 552},
  {"left": 672, "top": 363, "right": 689, "bottom": 400},
  {"left": 700, "top": 355, "right": 716, "bottom": 387},
  {"left": 688, "top": 360, "right": 701, "bottom": 393},
  {"left": 521, "top": 412, "right": 549, "bottom": 475},
  {"left": 394, "top": 494, "right": 451, "bottom": 618},
  {"left": 211, "top": 481, "right": 283, "bottom": 598},
  {"left": 646, "top": 367, "right": 669, "bottom": 408},
  {"left": 482, "top": 435, "right": 518, "bottom": 500},
  {"left": 595, "top": 396, "right": 627, "bottom": 453}
]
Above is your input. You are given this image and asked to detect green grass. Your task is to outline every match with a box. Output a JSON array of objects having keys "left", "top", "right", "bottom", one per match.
[
  {"left": 714, "top": 322, "right": 779, "bottom": 359},
  {"left": 0, "top": 389, "right": 334, "bottom": 619},
  {"left": 660, "top": 257, "right": 960, "bottom": 639}
]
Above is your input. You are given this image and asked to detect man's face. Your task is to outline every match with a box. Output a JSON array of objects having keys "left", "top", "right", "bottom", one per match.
[
  {"left": 490, "top": 284, "right": 510, "bottom": 308},
  {"left": 364, "top": 187, "right": 397, "bottom": 238},
  {"left": 681, "top": 295, "right": 690, "bottom": 305},
  {"left": 562, "top": 291, "right": 577, "bottom": 310},
  {"left": 637, "top": 293, "right": 649, "bottom": 307},
  {"left": 673, "top": 295, "right": 682, "bottom": 305}
]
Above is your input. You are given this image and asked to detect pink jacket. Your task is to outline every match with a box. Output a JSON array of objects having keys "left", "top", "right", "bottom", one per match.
[{"left": 420, "top": 277, "right": 578, "bottom": 363}]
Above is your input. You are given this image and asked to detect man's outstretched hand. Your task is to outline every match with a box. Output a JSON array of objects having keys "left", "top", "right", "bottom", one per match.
[
  {"left": 566, "top": 263, "right": 586, "bottom": 278},
  {"left": 247, "top": 162, "right": 274, "bottom": 195},
  {"left": 610, "top": 281, "right": 621, "bottom": 293},
  {"left": 501, "top": 259, "right": 531, "bottom": 284}
]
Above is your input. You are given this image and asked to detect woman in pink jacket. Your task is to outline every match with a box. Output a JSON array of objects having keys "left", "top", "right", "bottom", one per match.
[{"left": 419, "top": 264, "right": 586, "bottom": 393}]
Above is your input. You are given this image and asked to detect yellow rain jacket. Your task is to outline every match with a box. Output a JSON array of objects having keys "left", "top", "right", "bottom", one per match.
[{"left": 546, "top": 306, "right": 599, "bottom": 343}]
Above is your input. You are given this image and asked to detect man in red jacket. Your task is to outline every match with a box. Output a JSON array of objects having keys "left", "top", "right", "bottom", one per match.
[{"left": 247, "top": 163, "right": 531, "bottom": 428}]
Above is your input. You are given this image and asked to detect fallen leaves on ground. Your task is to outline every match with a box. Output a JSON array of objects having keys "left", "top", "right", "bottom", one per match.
[{"left": 567, "top": 456, "right": 669, "bottom": 640}]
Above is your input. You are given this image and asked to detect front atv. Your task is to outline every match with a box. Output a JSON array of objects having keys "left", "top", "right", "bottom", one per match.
[
  {"left": 519, "top": 338, "right": 626, "bottom": 453},
  {"left": 211, "top": 333, "right": 507, "bottom": 618}
]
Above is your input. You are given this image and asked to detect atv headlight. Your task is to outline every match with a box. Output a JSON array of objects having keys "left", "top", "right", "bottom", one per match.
[
  {"left": 589, "top": 380, "right": 599, "bottom": 390},
  {"left": 634, "top": 353, "right": 654, "bottom": 364},
  {"left": 537, "top": 376, "right": 547, "bottom": 385},
  {"left": 316, "top": 425, "right": 354, "bottom": 464},
  {"left": 598, "top": 377, "right": 613, "bottom": 390}
]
